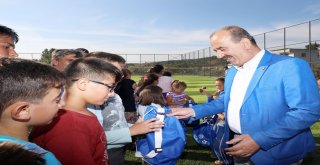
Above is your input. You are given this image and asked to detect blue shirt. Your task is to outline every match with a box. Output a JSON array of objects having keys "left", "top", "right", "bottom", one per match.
[{"left": 0, "top": 135, "right": 61, "bottom": 165}]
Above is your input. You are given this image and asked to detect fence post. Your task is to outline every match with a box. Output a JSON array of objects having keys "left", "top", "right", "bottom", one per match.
[
  {"left": 264, "top": 33, "right": 266, "bottom": 49},
  {"left": 198, "top": 50, "right": 200, "bottom": 60},
  {"left": 284, "top": 28, "right": 286, "bottom": 54},
  {"left": 209, "top": 47, "right": 212, "bottom": 76},
  {"left": 203, "top": 49, "right": 205, "bottom": 76},
  {"left": 308, "top": 21, "right": 312, "bottom": 65}
]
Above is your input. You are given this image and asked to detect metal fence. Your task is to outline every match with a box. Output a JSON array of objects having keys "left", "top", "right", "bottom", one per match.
[
  {"left": 123, "top": 18, "right": 320, "bottom": 76},
  {"left": 18, "top": 18, "right": 320, "bottom": 77},
  {"left": 127, "top": 18, "right": 320, "bottom": 65},
  {"left": 117, "top": 48, "right": 214, "bottom": 64}
]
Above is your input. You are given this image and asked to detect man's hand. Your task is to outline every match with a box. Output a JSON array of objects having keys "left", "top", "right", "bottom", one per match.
[
  {"left": 167, "top": 107, "right": 195, "bottom": 119},
  {"left": 225, "top": 134, "right": 260, "bottom": 157}
]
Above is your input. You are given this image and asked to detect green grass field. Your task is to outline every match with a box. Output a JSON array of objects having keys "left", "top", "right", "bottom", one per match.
[
  {"left": 133, "top": 75, "right": 218, "bottom": 104},
  {"left": 127, "top": 75, "right": 320, "bottom": 164}
]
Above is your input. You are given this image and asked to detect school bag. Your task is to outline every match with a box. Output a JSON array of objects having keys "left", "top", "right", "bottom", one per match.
[
  {"left": 192, "top": 115, "right": 218, "bottom": 147},
  {"left": 136, "top": 104, "right": 186, "bottom": 165},
  {"left": 192, "top": 115, "right": 233, "bottom": 164}
]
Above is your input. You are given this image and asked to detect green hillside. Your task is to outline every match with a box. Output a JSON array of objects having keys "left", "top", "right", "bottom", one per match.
[{"left": 128, "top": 56, "right": 227, "bottom": 77}]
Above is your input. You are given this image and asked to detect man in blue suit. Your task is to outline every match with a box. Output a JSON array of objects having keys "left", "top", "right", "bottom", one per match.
[{"left": 169, "top": 26, "right": 320, "bottom": 165}]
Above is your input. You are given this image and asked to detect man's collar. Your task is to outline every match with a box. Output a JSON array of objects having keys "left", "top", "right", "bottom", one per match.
[{"left": 235, "top": 49, "right": 265, "bottom": 71}]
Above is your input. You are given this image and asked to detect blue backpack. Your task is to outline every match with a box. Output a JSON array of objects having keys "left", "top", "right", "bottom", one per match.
[
  {"left": 192, "top": 115, "right": 233, "bottom": 164},
  {"left": 192, "top": 116, "right": 218, "bottom": 147},
  {"left": 136, "top": 104, "right": 186, "bottom": 165}
]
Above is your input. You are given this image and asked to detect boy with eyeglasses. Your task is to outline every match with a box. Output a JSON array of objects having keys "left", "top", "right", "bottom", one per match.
[
  {"left": 30, "top": 58, "right": 123, "bottom": 165},
  {"left": 0, "top": 58, "right": 64, "bottom": 165},
  {"left": 86, "top": 52, "right": 164, "bottom": 165},
  {"left": 0, "top": 25, "right": 18, "bottom": 58}
]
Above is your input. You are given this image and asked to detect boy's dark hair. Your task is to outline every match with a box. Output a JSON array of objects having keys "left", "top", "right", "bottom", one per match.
[
  {"left": 171, "top": 80, "right": 187, "bottom": 89},
  {"left": 87, "top": 51, "right": 126, "bottom": 64},
  {"left": 0, "top": 142, "right": 45, "bottom": 165},
  {"left": 52, "top": 49, "right": 82, "bottom": 61},
  {"left": 139, "top": 85, "right": 165, "bottom": 106},
  {"left": 75, "top": 48, "right": 89, "bottom": 54},
  {"left": 122, "top": 68, "right": 132, "bottom": 79},
  {"left": 63, "top": 58, "right": 123, "bottom": 88},
  {"left": 163, "top": 71, "right": 172, "bottom": 77},
  {"left": 142, "top": 73, "right": 159, "bottom": 87},
  {"left": 136, "top": 73, "right": 159, "bottom": 97},
  {"left": 0, "top": 58, "right": 65, "bottom": 117},
  {"left": 0, "top": 25, "right": 19, "bottom": 43},
  {"left": 151, "top": 64, "right": 164, "bottom": 74},
  {"left": 216, "top": 77, "right": 225, "bottom": 83}
]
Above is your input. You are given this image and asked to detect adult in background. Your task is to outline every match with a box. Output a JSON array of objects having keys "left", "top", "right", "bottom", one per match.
[
  {"left": 0, "top": 25, "right": 18, "bottom": 58},
  {"left": 169, "top": 26, "right": 320, "bottom": 165},
  {"left": 51, "top": 49, "right": 83, "bottom": 71}
]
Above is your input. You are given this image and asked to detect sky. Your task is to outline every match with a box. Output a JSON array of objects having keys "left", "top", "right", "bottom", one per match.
[{"left": 1, "top": 0, "right": 320, "bottom": 59}]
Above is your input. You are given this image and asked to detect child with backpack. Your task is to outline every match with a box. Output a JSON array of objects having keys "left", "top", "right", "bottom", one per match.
[{"left": 136, "top": 85, "right": 186, "bottom": 165}]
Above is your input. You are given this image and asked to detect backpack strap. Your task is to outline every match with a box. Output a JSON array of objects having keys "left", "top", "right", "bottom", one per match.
[{"left": 144, "top": 105, "right": 165, "bottom": 158}]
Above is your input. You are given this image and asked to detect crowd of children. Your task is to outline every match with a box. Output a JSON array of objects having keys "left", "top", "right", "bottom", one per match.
[{"left": 0, "top": 24, "right": 229, "bottom": 165}]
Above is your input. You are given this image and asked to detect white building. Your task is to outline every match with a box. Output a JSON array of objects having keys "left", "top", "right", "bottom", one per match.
[{"left": 274, "top": 48, "right": 320, "bottom": 64}]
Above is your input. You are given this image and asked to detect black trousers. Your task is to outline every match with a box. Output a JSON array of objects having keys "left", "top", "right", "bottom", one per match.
[{"left": 107, "top": 146, "right": 126, "bottom": 165}]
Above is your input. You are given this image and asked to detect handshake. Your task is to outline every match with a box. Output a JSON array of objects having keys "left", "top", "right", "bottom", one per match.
[{"left": 199, "top": 86, "right": 207, "bottom": 93}]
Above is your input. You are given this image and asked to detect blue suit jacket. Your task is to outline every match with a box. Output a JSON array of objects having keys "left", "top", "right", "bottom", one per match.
[{"left": 192, "top": 51, "right": 320, "bottom": 165}]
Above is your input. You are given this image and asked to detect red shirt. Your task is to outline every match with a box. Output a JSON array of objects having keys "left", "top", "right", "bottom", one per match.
[{"left": 30, "top": 109, "right": 107, "bottom": 165}]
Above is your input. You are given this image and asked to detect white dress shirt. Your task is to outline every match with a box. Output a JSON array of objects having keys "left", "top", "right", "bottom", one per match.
[{"left": 227, "top": 49, "right": 265, "bottom": 134}]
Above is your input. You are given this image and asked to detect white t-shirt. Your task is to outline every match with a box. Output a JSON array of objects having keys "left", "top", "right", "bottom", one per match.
[{"left": 158, "top": 76, "right": 173, "bottom": 93}]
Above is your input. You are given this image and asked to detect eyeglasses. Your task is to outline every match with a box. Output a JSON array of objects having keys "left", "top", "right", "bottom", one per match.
[{"left": 72, "top": 79, "right": 116, "bottom": 92}]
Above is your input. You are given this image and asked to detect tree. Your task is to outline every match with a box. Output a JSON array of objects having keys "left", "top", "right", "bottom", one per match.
[
  {"left": 305, "top": 42, "right": 319, "bottom": 50},
  {"left": 39, "top": 48, "right": 54, "bottom": 64}
]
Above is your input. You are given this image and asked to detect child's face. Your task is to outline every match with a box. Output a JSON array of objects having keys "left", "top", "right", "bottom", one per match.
[
  {"left": 172, "top": 86, "right": 185, "bottom": 94},
  {"left": 215, "top": 80, "right": 224, "bottom": 91},
  {"left": 86, "top": 76, "right": 116, "bottom": 105},
  {"left": 30, "top": 87, "right": 64, "bottom": 125}
]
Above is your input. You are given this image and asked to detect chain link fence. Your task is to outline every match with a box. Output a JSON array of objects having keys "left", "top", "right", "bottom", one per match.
[{"left": 18, "top": 18, "right": 320, "bottom": 77}]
